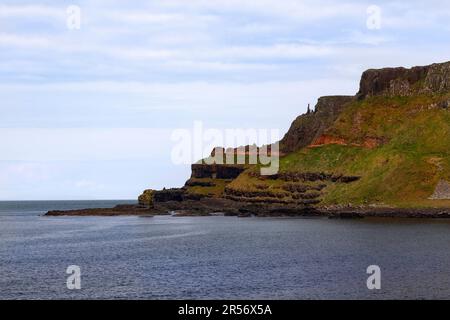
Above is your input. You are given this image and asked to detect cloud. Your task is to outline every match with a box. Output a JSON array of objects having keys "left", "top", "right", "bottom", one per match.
[
  {"left": 0, "top": 128, "right": 173, "bottom": 161},
  {"left": 102, "top": 43, "right": 335, "bottom": 63},
  {"left": 158, "top": 0, "right": 365, "bottom": 20},
  {"left": 0, "top": 33, "right": 51, "bottom": 47},
  {"left": 2, "top": 163, "right": 49, "bottom": 180},
  {"left": 1, "top": 0, "right": 450, "bottom": 199},
  {"left": 177, "top": 44, "right": 332, "bottom": 62},
  {"left": 0, "top": 4, "right": 65, "bottom": 19},
  {"left": 109, "top": 12, "right": 187, "bottom": 24},
  {"left": 107, "top": 11, "right": 219, "bottom": 25},
  {"left": 0, "top": 79, "right": 356, "bottom": 99}
]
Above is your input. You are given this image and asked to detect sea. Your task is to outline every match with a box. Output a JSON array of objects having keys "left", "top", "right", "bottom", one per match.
[{"left": 1, "top": 200, "right": 450, "bottom": 299}]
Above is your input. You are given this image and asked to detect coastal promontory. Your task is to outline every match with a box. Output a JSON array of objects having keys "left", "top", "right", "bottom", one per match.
[{"left": 46, "top": 61, "right": 450, "bottom": 218}]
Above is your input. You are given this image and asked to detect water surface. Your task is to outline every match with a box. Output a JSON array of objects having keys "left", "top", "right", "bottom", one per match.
[{"left": 1, "top": 201, "right": 450, "bottom": 299}]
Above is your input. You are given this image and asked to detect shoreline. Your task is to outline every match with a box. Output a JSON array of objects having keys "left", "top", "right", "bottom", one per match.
[{"left": 44, "top": 198, "right": 450, "bottom": 219}]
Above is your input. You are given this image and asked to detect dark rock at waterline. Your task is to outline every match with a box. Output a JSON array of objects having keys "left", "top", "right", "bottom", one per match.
[
  {"left": 328, "top": 211, "right": 364, "bottom": 219},
  {"left": 45, "top": 200, "right": 450, "bottom": 219},
  {"left": 45, "top": 204, "right": 158, "bottom": 216}
]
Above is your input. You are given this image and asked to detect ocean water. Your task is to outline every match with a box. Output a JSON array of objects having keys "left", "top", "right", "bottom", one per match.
[{"left": 2, "top": 201, "right": 450, "bottom": 299}]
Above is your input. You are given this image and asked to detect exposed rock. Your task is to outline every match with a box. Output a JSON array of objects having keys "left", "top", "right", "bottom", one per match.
[
  {"left": 309, "top": 135, "right": 347, "bottom": 148},
  {"left": 138, "top": 189, "right": 155, "bottom": 207},
  {"left": 260, "top": 171, "right": 360, "bottom": 183},
  {"left": 45, "top": 201, "right": 450, "bottom": 218},
  {"left": 328, "top": 211, "right": 364, "bottom": 219},
  {"left": 279, "top": 96, "right": 354, "bottom": 154},
  {"left": 429, "top": 179, "right": 450, "bottom": 200},
  {"left": 191, "top": 163, "right": 245, "bottom": 179},
  {"left": 152, "top": 198, "right": 247, "bottom": 216},
  {"left": 224, "top": 187, "right": 289, "bottom": 199},
  {"left": 153, "top": 188, "right": 185, "bottom": 202},
  {"left": 281, "top": 183, "right": 310, "bottom": 193},
  {"left": 357, "top": 66, "right": 427, "bottom": 98},
  {"left": 184, "top": 178, "right": 216, "bottom": 187},
  {"left": 357, "top": 61, "right": 450, "bottom": 99},
  {"left": 211, "top": 144, "right": 278, "bottom": 158},
  {"left": 172, "top": 210, "right": 211, "bottom": 217},
  {"left": 423, "top": 62, "right": 450, "bottom": 94},
  {"left": 438, "top": 99, "right": 450, "bottom": 109},
  {"left": 182, "top": 192, "right": 206, "bottom": 201},
  {"left": 46, "top": 204, "right": 158, "bottom": 216},
  {"left": 339, "top": 176, "right": 361, "bottom": 183},
  {"left": 320, "top": 207, "right": 450, "bottom": 219},
  {"left": 296, "top": 191, "right": 321, "bottom": 199},
  {"left": 308, "top": 135, "right": 385, "bottom": 149}
]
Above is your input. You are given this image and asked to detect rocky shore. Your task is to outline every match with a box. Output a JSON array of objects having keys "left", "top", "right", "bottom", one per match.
[
  {"left": 45, "top": 204, "right": 160, "bottom": 217},
  {"left": 45, "top": 197, "right": 450, "bottom": 219}
]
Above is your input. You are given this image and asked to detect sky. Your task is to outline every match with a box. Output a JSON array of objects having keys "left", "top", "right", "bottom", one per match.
[{"left": 1, "top": 0, "right": 450, "bottom": 200}]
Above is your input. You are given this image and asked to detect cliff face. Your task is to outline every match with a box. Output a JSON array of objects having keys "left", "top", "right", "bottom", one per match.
[
  {"left": 357, "top": 61, "right": 450, "bottom": 99},
  {"left": 142, "top": 60, "right": 450, "bottom": 211},
  {"left": 226, "top": 60, "right": 450, "bottom": 208},
  {"left": 279, "top": 96, "right": 354, "bottom": 154}
]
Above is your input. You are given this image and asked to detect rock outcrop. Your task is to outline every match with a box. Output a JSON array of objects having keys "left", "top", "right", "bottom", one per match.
[
  {"left": 138, "top": 189, "right": 155, "bottom": 207},
  {"left": 191, "top": 163, "right": 246, "bottom": 179},
  {"left": 429, "top": 180, "right": 450, "bottom": 200},
  {"left": 46, "top": 204, "right": 156, "bottom": 216},
  {"left": 153, "top": 188, "right": 185, "bottom": 202},
  {"left": 279, "top": 96, "right": 354, "bottom": 154},
  {"left": 357, "top": 61, "right": 450, "bottom": 99}
]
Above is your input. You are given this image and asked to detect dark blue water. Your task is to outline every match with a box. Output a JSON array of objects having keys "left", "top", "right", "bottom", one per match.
[{"left": 2, "top": 201, "right": 450, "bottom": 299}]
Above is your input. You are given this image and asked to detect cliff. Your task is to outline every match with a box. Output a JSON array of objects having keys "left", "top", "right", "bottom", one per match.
[
  {"left": 187, "top": 60, "right": 450, "bottom": 210},
  {"left": 279, "top": 96, "right": 354, "bottom": 154},
  {"left": 357, "top": 61, "right": 450, "bottom": 98},
  {"left": 46, "top": 60, "right": 450, "bottom": 217}
]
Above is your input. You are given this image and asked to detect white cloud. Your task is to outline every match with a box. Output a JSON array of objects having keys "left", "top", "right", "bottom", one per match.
[
  {"left": 0, "top": 79, "right": 356, "bottom": 98},
  {"left": 2, "top": 163, "right": 49, "bottom": 181},
  {"left": 0, "top": 4, "right": 65, "bottom": 19},
  {"left": 109, "top": 12, "right": 187, "bottom": 24},
  {"left": 169, "top": 60, "right": 276, "bottom": 71},
  {"left": 158, "top": 0, "right": 365, "bottom": 20},
  {"left": 203, "top": 44, "right": 334, "bottom": 60},
  {"left": 107, "top": 11, "right": 219, "bottom": 25},
  {"left": 0, "top": 128, "right": 173, "bottom": 161},
  {"left": 106, "top": 47, "right": 177, "bottom": 60},
  {"left": 0, "top": 33, "right": 51, "bottom": 47},
  {"left": 100, "top": 43, "right": 335, "bottom": 63},
  {"left": 1, "top": 0, "right": 450, "bottom": 200}
]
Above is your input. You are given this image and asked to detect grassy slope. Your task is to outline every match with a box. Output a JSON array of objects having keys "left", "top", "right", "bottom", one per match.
[
  {"left": 185, "top": 178, "right": 231, "bottom": 197},
  {"left": 229, "top": 94, "right": 450, "bottom": 208}
]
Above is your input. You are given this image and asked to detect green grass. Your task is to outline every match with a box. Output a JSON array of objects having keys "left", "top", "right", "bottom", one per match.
[
  {"left": 228, "top": 94, "right": 450, "bottom": 208},
  {"left": 190, "top": 94, "right": 450, "bottom": 208},
  {"left": 185, "top": 178, "right": 231, "bottom": 198}
]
